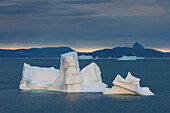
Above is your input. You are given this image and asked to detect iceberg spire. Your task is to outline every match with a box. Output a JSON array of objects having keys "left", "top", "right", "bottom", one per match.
[{"left": 103, "top": 72, "right": 154, "bottom": 95}]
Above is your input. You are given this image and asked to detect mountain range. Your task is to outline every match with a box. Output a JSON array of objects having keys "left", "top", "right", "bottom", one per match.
[{"left": 0, "top": 42, "right": 170, "bottom": 58}]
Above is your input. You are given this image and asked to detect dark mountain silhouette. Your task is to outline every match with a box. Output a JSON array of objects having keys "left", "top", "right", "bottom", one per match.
[
  {"left": 91, "top": 42, "right": 170, "bottom": 58},
  {"left": 0, "top": 47, "right": 74, "bottom": 58},
  {"left": 0, "top": 42, "right": 170, "bottom": 58},
  {"left": 133, "top": 42, "right": 145, "bottom": 50}
]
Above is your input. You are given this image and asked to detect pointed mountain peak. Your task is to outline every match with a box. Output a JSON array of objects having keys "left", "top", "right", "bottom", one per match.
[{"left": 132, "top": 42, "right": 145, "bottom": 50}]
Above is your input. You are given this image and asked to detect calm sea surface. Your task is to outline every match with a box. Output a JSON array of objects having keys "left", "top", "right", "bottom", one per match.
[{"left": 0, "top": 59, "right": 169, "bottom": 113}]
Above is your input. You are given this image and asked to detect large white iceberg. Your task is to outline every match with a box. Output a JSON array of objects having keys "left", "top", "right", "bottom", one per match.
[
  {"left": 81, "top": 62, "right": 108, "bottom": 92},
  {"left": 103, "top": 72, "right": 154, "bottom": 95},
  {"left": 19, "top": 63, "right": 60, "bottom": 91},
  {"left": 48, "top": 51, "right": 82, "bottom": 92},
  {"left": 48, "top": 52, "right": 108, "bottom": 92},
  {"left": 19, "top": 51, "right": 154, "bottom": 95}
]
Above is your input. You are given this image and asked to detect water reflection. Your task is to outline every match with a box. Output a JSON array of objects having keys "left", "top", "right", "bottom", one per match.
[
  {"left": 105, "top": 94, "right": 141, "bottom": 100},
  {"left": 63, "top": 93, "right": 82, "bottom": 101},
  {"left": 82, "top": 93, "right": 102, "bottom": 99}
]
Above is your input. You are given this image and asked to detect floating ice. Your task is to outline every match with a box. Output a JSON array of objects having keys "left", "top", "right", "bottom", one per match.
[
  {"left": 94, "top": 56, "right": 99, "bottom": 60},
  {"left": 78, "top": 55, "right": 93, "bottom": 59},
  {"left": 48, "top": 52, "right": 108, "bottom": 92},
  {"left": 103, "top": 72, "right": 154, "bottom": 95},
  {"left": 118, "top": 55, "right": 144, "bottom": 60},
  {"left": 137, "top": 57, "right": 144, "bottom": 59},
  {"left": 81, "top": 62, "right": 108, "bottom": 92},
  {"left": 48, "top": 51, "right": 82, "bottom": 92},
  {"left": 118, "top": 55, "right": 137, "bottom": 60},
  {"left": 19, "top": 51, "right": 154, "bottom": 95},
  {"left": 19, "top": 63, "right": 60, "bottom": 91}
]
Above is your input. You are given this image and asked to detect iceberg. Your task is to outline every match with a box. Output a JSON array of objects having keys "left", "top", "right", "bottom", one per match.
[
  {"left": 48, "top": 51, "right": 82, "bottom": 92},
  {"left": 103, "top": 72, "right": 154, "bottom": 95},
  {"left": 19, "top": 51, "right": 154, "bottom": 95},
  {"left": 94, "top": 56, "right": 99, "bottom": 60},
  {"left": 78, "top": 55, "right": 93, "bottom": 59},
  {"left": 118, "top": 55, "right": 137, "bottom": 60},
  {"left": 19, "top": 63, "right": 60, "bottom": 91},
  {"left": 81, "top": 62, "right": 108, "bottom": 92},
  {"left": 118, "top": 55, "right": 144, "bottom": 60},
  {"left": 48, "top": 52, "right": 108, "bottom": 92},
  {"left": 137, "top": 57, "right": 144, "bottom": 59}
]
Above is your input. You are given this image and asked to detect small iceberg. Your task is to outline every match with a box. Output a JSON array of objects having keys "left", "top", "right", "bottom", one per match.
[
  {"left": 118, "top": 55, "right": 137, "bottom": 60},
  {"left": 94, "top": 56, "right": 99, "bottom": 60},
  {"left": 19, "top": 63, "right": 60, "bottom": 91},
  {"left": 103, "top": 72, "right": 154, "bottom": 95},
  {"left": 78, "top": 55, "right": 93, "bottom": 59},
  {"left": 118, "top": 55, "right": 144, "bottom": 61},
  {"left": 137, "top": 57, "right": 144, "bottom": 59}
]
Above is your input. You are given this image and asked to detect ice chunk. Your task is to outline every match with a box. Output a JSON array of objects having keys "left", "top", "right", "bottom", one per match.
[
  {"left": 118, "top": 55, "right": 137, "bottom": 60},
  {"left": 118, "top": 55, "right": 144, "bottom": 60},
  {"left": 19, "top": 63, "right": 60, "bottom": 90},
  {"left": 103, "top": 72, "right": 154, "bottom": 95},
  {"left": 81, "top": 62, "right": 108, "bottom": 92},
  {"left": 137, "top": 57, "right": 144, "bottom": 59},
  {"left": 48, "top": 53, "right": 108, "bottom": 93},
  {"left": 48, "top": 51, "right": 82, "bottom": 92},
  {"left": 78, "top": 55, "right": 93, "bottom": 59},
  {"left": 94, "top": 56, "right": 99, "bottom": 60},
  {"left": 103, "top": 85, "right": 136, "bottom": 95}
]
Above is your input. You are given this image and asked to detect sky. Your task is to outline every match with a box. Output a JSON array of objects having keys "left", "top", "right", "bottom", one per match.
[{"left": 0, "top": 0, "right": 170, "bottom": 52}]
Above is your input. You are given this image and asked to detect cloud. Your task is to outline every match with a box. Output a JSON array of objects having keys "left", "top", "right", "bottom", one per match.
[{"left": 0, "top": 0, "right": 170, "bottom": 50}]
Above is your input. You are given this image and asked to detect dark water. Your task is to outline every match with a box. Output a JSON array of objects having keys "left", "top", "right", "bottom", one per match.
[{"left": 0, "top": 59, "right": 169, "bottom": 113}]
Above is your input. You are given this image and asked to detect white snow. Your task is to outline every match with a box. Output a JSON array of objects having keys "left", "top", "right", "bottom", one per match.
[
  {"left": 19, "top": 63, "right": 60, "bottom": 90},
  {"left": 78, "top": 55, "right": 93, "bottom": 59},
  {"left": 103, "top": 72, "right": 154, "bottom": 95}
]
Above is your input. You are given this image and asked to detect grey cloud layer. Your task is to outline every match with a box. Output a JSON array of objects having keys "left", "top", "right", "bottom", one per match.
[{"left": 0, "top": 0, "right": 170, "bottom": 49}]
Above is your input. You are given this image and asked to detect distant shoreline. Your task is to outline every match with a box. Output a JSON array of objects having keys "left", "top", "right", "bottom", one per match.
[{"left": 1, "top": 58, "right": 170, "bottom": 59}]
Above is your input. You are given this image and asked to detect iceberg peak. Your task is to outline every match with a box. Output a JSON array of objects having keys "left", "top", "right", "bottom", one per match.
[{"left": 104, "top": 72, "right": 154, "bottom": 95}]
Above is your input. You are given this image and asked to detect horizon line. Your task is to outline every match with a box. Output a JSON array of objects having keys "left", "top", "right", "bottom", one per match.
[{"left": 0, "top": 46, "right": 170, "bottom": 53}]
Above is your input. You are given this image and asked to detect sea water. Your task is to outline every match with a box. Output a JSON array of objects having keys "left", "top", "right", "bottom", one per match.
[{"left": 0, "top": 59, "right": 169, "bottom": 113}]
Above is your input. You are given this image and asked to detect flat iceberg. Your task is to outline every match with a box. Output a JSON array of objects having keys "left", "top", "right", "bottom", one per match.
[
  {"left": 81, "top": 62, "right": 108, "bottom": 92},
  {"left": 19, "top": 63, "right": 60, "bottom": 91},
  {"left": 118, "top": 55, "right": 144, "bottom": 60},
  {"left": 137, "top": 57, "right": 144, "bottom": 59},
  {"left": 103, "top": 72, "right": 154, "bottom": 95},
  {"left": 78, "top": 55, "right": 93, "bottom": 59},
  {"left": 118, "top": 55, "right": 137, "bottom": 60}
]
